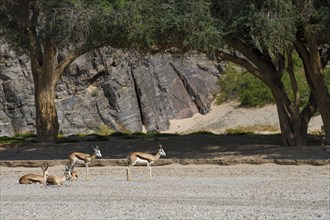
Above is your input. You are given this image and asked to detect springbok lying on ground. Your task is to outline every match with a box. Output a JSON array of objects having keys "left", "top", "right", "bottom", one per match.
[
  {"left": 46, "top": 164, "right": 71, "bottom": 186},
  {"left": 19, "top": 164, "right": 48, "bottom": 185},
  {"left": 127, "top": 144, "right": 166, "bottom": 181},
  {"left": 68, "top": 145, "right": 102, "bottom": 180}
]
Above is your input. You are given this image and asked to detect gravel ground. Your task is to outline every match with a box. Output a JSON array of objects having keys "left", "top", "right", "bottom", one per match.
[{"left": 1, "top": 164, "right": 329, "bottom": 220}]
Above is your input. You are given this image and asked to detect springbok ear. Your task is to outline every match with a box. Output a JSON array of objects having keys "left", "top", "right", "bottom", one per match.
[{"left": 159, "top": 144, "right": 162, "bottom": 149}]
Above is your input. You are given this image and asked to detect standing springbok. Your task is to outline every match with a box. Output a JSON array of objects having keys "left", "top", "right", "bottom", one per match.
[
  {"left": 46, "top": 164, "right": 71, "bottom": 186},
  {"left": 19, "top": 164, "right": 49, "bottom": 185},
  {"left": 68, "top": 145, "right": 102, "bottom": 180},
  {"left": 127, "top": 144, "right": 166, "bottom": 181}
]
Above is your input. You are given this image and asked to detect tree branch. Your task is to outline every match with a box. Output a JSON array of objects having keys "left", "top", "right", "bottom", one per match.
[
  {"left": 54, "top": 44, "right": 98, "bottom": 82},
  {"left": 30, "top": 1, "right": 44, "bottom": 64},
  {"left": 294, "top": 39, "right": 315, "bottom": 91},
  {"left": 215, "top": 49, "right": 263, "bottom": 80},
  {"left": 226, "top": 38, "right": 277, "bottom": 75},
  {"left": 286, "top": 49, "right": 300, "bottom": 109},
  {"left": 300, "top": 91, "right": 317, "bottom": 126},
  {"left": 275, "top": 51, "right": 285, "bottom": 78},
  {"left": 24, "top": 26, "right": 41, "bottom": 73}
]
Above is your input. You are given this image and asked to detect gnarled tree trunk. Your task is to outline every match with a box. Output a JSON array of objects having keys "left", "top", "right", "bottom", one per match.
[
  {"left": 34, "top": 74, "right": 59, "bottom": 143},
  {"left": 266, "top": 77, "right": 309, "bottom": 146},
  {"left": 295, "top": 37, "right": 330, "bottom": 145},
  {"left": 216, "top": 41, "right": 317, "bottom": 146},
  {"left": 30, "top": 42, "right": 61, "bottom": 143}
]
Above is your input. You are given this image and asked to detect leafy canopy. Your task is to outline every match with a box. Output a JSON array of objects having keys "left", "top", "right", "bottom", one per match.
[
  {"left": 0, "top": 1, "right": 117, "bottom": 53},
  {"left": 112, "top": 0, "right": 223, "bottom": 53}
]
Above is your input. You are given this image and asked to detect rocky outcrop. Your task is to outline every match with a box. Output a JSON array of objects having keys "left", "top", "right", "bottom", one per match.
[{"left": 0, "top": 46, "right": 221, "bottom": 136}]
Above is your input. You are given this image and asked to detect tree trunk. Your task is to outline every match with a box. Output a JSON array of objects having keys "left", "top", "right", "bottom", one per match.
[
  {"left": 295, "top": 37, "right": 330, "bottom": 145},
  {"left": 216, "top": 44, "right": 311, "bottom": 146},
  {"left": 267, "top": 78, "right": 307, "bottom": 146},
  {"left": 30, "top": 42, "right": 60, "bottom": 143},
  {"left": 34, "top": 78, "right": 59, "bottom": 143},
  {"left": 305, "top": 38, "right": 330, "bottom": 145},
  {"left": 308, "top": 71, "right": 330, "bottom": 145},
  {"left": 318, "top": 97, "right": 330, "bottom": 145}
]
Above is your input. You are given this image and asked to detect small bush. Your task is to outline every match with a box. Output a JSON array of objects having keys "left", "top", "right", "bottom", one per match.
[
  {"left": 0, "top": 133, "right": 36, "bottom": 144},
  {"left": 224, "top": 128, "right": 255, "bottom": 135},
  {"left": 225, "top": 124, "right": 279, "bottom": 134},
  {"left": 110, "top": 132, "right": 129, "bottom": 137},
  {"left": 217, "top": 59, "right": 312, "bottom": 108},
  {"left": 0, "top": 136, "right": 23, "bottom": 144},
  {"left": 14, "top": 133, "right": 36, "bottom": 139},
  {"left": 217, "top": 63, "right": 273, "bottom": 107},
  {"left": 238, "top": 75, "right": 274, "bottom": 107},
  {"left": 325, "top": 67, "right": 330, "bottom": 86},
  {"left": 189, "top": 131, "right": 215, "bottom": 135},
  {"left": 95, "top": 124, "right": 114, "bottom": 136}
]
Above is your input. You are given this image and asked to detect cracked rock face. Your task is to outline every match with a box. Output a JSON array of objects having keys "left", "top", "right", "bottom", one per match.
[{"left": 0, "top": 46, "right": 221, "bottom": 136}]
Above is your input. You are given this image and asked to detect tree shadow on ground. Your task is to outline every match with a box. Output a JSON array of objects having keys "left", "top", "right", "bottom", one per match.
[{"left": 0, "top": 134, "right": 329, "bottom": 162}]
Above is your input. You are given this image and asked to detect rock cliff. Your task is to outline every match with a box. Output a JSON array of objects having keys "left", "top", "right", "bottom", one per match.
[{"left": 0, "top": 45, "right": 221, "bottom": 136}]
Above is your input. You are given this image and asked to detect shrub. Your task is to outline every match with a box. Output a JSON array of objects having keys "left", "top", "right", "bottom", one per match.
[
  {"left": 217, "top": 60, "right": 312, "bottom": 108},
  {"left": 224, "top": 128, "right": 255, "bottom": 135},
  {"left": 325, "top": 67, "right": 330, "bottom": 86},
  {"left": 216, "top": 63, "right": 273, "bottom": 107},
  {"left": 95, "top": 124, "right": 114, "bottom": 136},
  {"left": 238, "top": 74, "right": 273, "bottom": 107}
]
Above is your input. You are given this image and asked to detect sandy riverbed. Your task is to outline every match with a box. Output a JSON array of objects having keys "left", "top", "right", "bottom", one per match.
[{"left": 1, "top": 164, "right": 329, "bottom": 220}]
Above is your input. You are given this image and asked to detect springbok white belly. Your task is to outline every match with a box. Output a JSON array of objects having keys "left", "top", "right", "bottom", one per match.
[
  {"left": 74, "top": 158, "right": 87, "bottom": 164},
  {"left": 134, "top": 157, "right": 149, "bottom": 165}
]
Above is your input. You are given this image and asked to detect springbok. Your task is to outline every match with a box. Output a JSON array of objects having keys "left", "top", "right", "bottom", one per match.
[
  {"left": 19, "top": 164, "right": 49, "bottom": 185},
  {"left": 69, "top": 170, "right": 78, "bottom": 181},
  {"left": 46, "top": 164, "right": 71, "bottom": 186},
  {"left": 127, "top": 144, "right": 166, "bottom": 181},
  {"left": 68, "top": 145, "right": 102, "bottom": 180}
]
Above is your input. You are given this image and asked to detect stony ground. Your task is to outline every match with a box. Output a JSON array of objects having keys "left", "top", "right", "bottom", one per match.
[
  {"left": 0, "top": 110, "right": 329, "bottom": 220},
  {"left": 1, "top": 164, "right": 329, "bottom": 220}
]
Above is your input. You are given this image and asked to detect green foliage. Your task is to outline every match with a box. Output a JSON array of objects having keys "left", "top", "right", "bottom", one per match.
[
  {"left": 282, "top": 72, "right": 310, "bottom": 108},
  {"left": 178, "top": 0, "right": 223, "bottom": 52},
  {"left": 111, "top": 0, "right": 157, "bottom": 49},
  {"left": 247, "top": 0, "right": 298, "bottom": 50},
  {"left": 189, "top": 131, "right": 215, "bottom": 135},
  {"left": 226, "top": 124, "right": 279, "bottom": 134},
  {"left": 297, "top": 0, "right": 330, "bottom": 43},
  {"left": 325, "top": 67, "right": 330, "bottom": 87},
  {"left": 0, "top": 136, "right": 23, "bottom": 144},
  {"left": 238, "top": 77, "right": 274, "bottom": 107},
  {"left": 0, "top": 0, "right": 129, "bottom": 54},
  {"left": 217, "top": 61, "right": 312, "bottom": 108},
  {"left": 216, "top": 63, "right": 273, "bottom": 107},
  {"left": 113, "top": 0, "right": 223, "bottom": 52},
  {"left": 212, "top": 0, "right": 298, "bottom": 50},
  {"left": 95, "top": 124, "right": 115, "bottom": 136},
  {"left": 0, "top": 133, "right": 36, "bottom": 144},
  {"left": 224, "top": 129, "right": 255, "bottom": 135}
]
